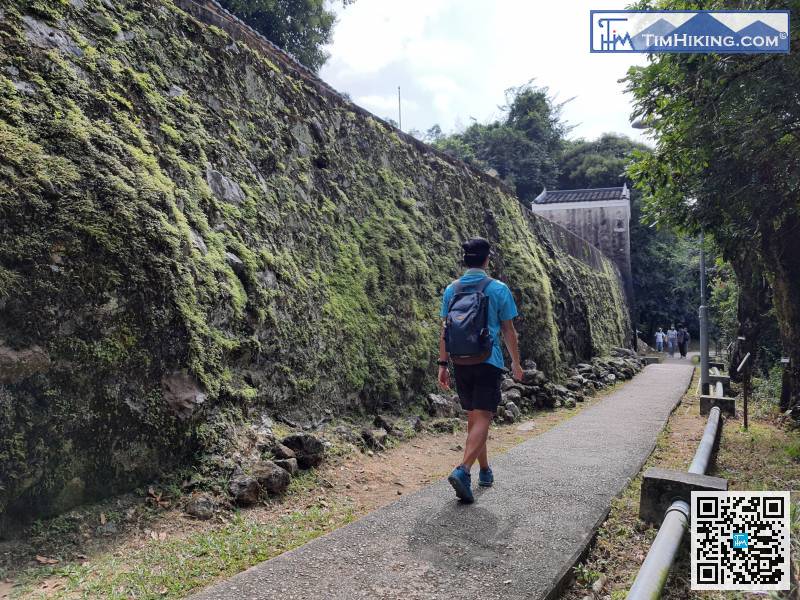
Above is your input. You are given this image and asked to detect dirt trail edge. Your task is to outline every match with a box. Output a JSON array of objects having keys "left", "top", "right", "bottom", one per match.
[{"left": 191, "top": 361, "right": 694, "bottom": 600}]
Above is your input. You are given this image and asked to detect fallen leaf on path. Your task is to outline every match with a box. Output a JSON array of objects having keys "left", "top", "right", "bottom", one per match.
[{"left": 35, "top": 555, "right": 59, "bottom": 565}]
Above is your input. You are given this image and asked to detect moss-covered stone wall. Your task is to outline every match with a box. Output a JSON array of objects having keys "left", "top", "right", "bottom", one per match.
[{"left": 0, "top": 0, "right": 630, "bottom": 529}]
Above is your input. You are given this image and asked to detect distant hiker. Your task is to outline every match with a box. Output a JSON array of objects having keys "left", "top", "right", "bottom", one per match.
[
  {"left": 654, "top": 327, "right": 665, "bottom": 353},
  {"left": 667, "top": 325, "right": 678, "bottom": 357},
  {"left": 679, "top": 326, "right": 690, "bottom": 358},
  {"left": 437, "top": 237, "right": 523, "bottom": 504}
]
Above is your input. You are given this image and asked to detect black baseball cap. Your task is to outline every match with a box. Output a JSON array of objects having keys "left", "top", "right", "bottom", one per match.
[{"left": 462, "top": 237, "right": 491, "bottom": 262}]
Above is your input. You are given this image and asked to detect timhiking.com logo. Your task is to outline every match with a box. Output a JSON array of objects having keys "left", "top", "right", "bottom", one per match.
[{"left": 590, "top": 11, "right": 790, "bottom": 53}]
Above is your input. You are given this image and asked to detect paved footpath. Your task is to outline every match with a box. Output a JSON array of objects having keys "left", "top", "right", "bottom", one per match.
[{"left": 193, "top": 360, "right": 694, "bottom": 600}]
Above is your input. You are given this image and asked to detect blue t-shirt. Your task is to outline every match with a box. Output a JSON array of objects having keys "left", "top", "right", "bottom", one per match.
[{"left": 439, "top": 269, "right": 519, "bottom": 370}]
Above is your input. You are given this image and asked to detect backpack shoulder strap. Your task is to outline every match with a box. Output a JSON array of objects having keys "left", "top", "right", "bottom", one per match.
[
  {"left": 475, "top": 276, "right": 494, "bottom": 294},
  {"left": 450, "top": 276, "right": 493, "bottom": 297}
]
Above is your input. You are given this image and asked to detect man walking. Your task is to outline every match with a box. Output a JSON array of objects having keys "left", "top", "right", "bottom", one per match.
[
  {"left": 667, "top": 324, "right": 678, "bottom": 357},
  {"left": 679, "top": 325, "right": 690, "bottom": 358},
  {"left": 676, "top": 325, "right": 685, "bottom": 358},
  {"left": 437, "top": 238, "right": 523, "bottom": 503}
]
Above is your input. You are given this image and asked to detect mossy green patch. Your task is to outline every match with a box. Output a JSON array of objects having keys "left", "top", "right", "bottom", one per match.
[{"left": 0, "top": 0, "right": 631, "bottom": 528}]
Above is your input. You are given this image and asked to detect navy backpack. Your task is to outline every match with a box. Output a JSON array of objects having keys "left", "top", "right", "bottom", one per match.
[{"left": 444, "top": 277, "right": 494, "bottom": 365}]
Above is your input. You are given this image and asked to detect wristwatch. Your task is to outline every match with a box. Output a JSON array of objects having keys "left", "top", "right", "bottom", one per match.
[{"left": 437, "top": 360, "right": 449, "bottom": 367}]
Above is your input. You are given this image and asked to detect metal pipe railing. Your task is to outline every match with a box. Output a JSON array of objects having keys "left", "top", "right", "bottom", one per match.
[
  {"left": 627, "top": 406, "right": 722, "bottom": 599},
  {"left": 709, "top": 367, "right": 724, "bottom": 399},
  {"left": 688, "top": 406, "right": 722, "bottom": 475}
]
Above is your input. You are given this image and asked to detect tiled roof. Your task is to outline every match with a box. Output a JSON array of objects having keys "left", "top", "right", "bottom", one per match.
[{"left": 533, "top": 184, "right": 629, "bottom": 204}]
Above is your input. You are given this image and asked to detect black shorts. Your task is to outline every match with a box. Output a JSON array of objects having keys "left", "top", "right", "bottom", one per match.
[{"left": 453, "top": 363, "right": 503, "bottom": 413}]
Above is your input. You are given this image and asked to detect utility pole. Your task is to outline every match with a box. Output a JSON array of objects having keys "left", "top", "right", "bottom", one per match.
[
  {"left": 699, "top": 230, "right": 710, "bottom": 395},
  {"left": 397, "top": 86, "right": 402, "bottom": 131}
]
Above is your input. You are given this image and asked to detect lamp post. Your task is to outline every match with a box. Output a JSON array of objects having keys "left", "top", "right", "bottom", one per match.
[
  {"left": 397, "top": 86, "right": 402, "bottom": 131},
  {"left": 632, "top": 120, "right": 709, "bottom": 384},
  {"left": 699, "top": 231, "right": 710, "bottom": 395}
]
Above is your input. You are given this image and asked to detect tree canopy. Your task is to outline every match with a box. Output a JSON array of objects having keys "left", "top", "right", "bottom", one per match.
[
  {"left": 626, "top": 0, "right": 800, "bottom": 414},
  {"left": 433, "top": 83, "right": 569, "bottom": 202},
  {"left": 558, "top": 134, "right": 647, "bottom": 189},
  {"left": 218, "top": 0, "right": 346, "bottom": 72}
]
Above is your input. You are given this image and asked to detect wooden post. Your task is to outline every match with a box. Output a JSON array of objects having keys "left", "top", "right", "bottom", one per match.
[
  {"left": 780, "top": 357, "right": 791, "bottom": 411},
  {"left": 743, "top": 366, "right": 749, "bottom": 430},
  {"left": 737, "top": 351, "right": 751, "bottom": 430}
]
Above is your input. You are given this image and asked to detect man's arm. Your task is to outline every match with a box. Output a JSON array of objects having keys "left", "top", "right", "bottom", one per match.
[
  {"left": 500, "top": 319, "right": 524, "bottom": 381},
  {"left": 437, "top": 322, "right": 450, "bottom": 390}
]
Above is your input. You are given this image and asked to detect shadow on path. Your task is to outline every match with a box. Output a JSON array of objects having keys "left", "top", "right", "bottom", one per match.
[{"left": 192, "top": 362, "right": 695, "bottom": 600}]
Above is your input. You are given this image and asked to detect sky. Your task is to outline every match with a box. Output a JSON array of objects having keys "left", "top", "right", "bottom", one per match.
[{"left": 319, "top": 1, "right": 651, "bottom": 144}]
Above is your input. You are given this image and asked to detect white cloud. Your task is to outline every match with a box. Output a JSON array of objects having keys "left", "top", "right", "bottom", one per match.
[
  {"left": 321, "top": 0, "right": 650, "bottom": 143},
  {"left": 355, "top": 94, "right": 419, "bottom": 114},
  {"left": 418, "top": 74, "right": 459, "bottom": 93},
  {"left": 324, "top": 0, "right": 455, "bottom": 76}
]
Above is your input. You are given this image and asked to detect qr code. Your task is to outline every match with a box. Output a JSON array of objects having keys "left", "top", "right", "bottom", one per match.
[{"left": 691, "top": 491, "right": 790, "bottom": 590}]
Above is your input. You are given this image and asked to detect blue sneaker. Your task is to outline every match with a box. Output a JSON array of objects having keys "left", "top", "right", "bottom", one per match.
[
  {"left": 447, "top": 466, "right": 474, "bottom": 503},
  {"left": 478, "top": 467, "right": 494, "bottom": 487}
]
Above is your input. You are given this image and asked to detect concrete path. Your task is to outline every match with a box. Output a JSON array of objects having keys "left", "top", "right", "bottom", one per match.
[{"left": 192, "top": 361, "right": 694, "bottom": 600}]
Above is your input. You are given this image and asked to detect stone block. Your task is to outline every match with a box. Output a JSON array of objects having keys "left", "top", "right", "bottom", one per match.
[
  {"left": 700, "top": 395, "right": 736, "bottom": 417},
  {"left": 640, "top": 467, "right": 728, "bottom": 525},
  {"left": 642, "top": 355, "right": 662, "bottom": 365}
]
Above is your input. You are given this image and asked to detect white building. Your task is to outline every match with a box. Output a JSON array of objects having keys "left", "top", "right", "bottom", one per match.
[{"left": 530, "top": 184, "right": 633, "bottom": 302}]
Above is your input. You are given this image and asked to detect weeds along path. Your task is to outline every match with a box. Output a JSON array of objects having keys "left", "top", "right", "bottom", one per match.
[
  {"left": 0, "top": 380, "right": 622, "bottom": 599},
  {"left": 192, "top": 361, "right": 694, "bottom": 600}
]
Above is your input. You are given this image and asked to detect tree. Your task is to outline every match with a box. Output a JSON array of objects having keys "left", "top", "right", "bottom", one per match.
[
  {"left": 629, "top": 196, "right": 701, "bottom": 341},
  {"left": 218, "top": 0, "right": 350, "bottom": 72},
  {"left": 626, "top": 0, "right": 800, "bottom": 416},
  {"left": 423, "top": 124, "right": 444, "bottom": 144},
  {"left": 708, "top": 260, "right": 739, "bottom": 348},
  {"left": 558, "top": 134, "right": 648, "bottom": 189},
  {"left": 433, "top": 83, "right": 568, "bottom": 202}
]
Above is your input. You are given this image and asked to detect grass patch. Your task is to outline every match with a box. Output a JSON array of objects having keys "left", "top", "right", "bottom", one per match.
[
  {"left": 564, "top": 367, "right": 800, "bottom": 599},
  {"left": 786, "top": 441, "right": 800, "bottom": 462},
  {"left": 12, "top": 471, "right": 355, "bottom": 599}
]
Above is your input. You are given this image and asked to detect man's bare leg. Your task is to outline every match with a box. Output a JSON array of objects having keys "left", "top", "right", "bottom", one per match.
[
  {"left": 465, "top": 411, "right": 489, "bottom": 470},
  {"left": 462, "top": 409, "right": 492, "bottom": 469}
]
